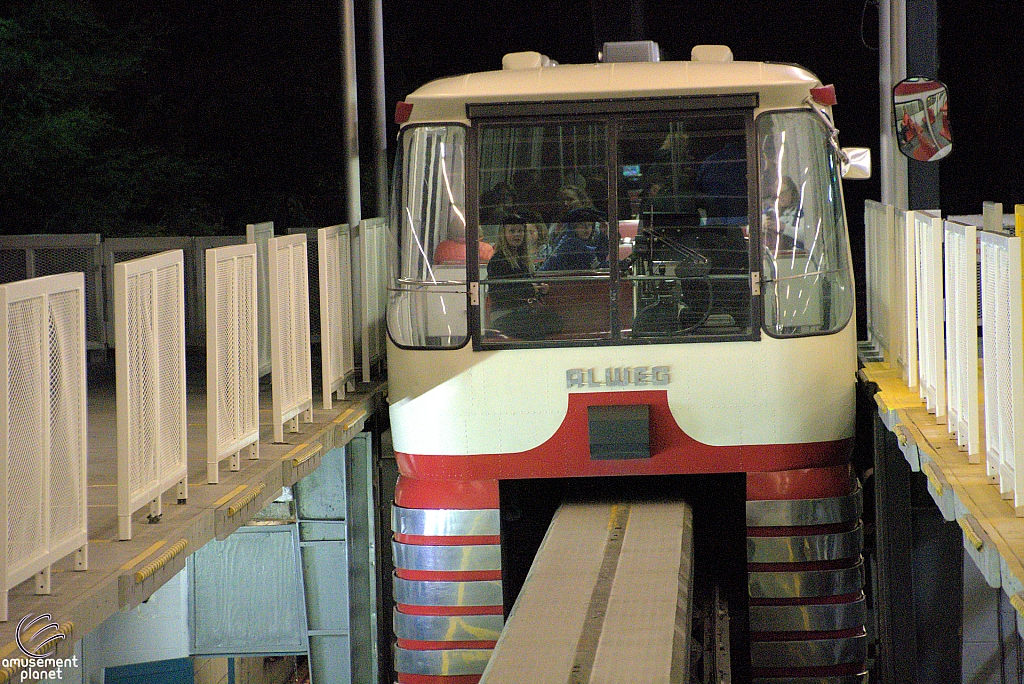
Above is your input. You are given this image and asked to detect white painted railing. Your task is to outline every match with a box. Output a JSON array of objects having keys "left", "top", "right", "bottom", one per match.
[
  {"left": 268, "top": 234, "right": 314, "bottom": 443},
  {"left": 864, "top": 200, "right": 894, "bottom": 360},
  {"left": 897, "top": 209, "right": 919, "bottom": 388},
  {"left": 194, "top": 236, "right": 246, "bottom": 345},
  {"left": 979, "top": 227, "right": 1024, "bottom": 511},
  {"left": 247, "top": 222, "right": 275, "bottom": 378},
  {"left": 105, "top": 237, "right": 200, "bottom": 347},
  {"left": 863, "top": 201, "right": 918, "bottom": 387},
  {"left": 0, "top": 273, "right": 88, "bottom": 621},
  {"left": 115, "top": 250, "right": 188, "bottom": 541},
  {"left": 205, "top": 244, "right": 260, "bottom": 484},
  {"left": 360, "top": 217, "right": 388, "bottom": 382},
  {"left": 913, "top": 210, "right": 946, "bottom": 419},
  {"left": 318, "top": 224, "right": 356, "bottom": 409},
  {"left": 942, "top": 220, "right": 980, "bottom": 461}
]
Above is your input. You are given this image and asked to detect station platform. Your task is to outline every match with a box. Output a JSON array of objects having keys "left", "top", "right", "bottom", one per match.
[
  {"left": 0, "top": 359, "right": 385, "bottom": 683},
  {"left": 858, "top": 355, "right": 1024, "bottom": 633}
]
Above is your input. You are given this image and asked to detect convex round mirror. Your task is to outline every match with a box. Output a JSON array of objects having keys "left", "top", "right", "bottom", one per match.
[{"left": 893, "top": 77, "right": 952, "bottom": 162}]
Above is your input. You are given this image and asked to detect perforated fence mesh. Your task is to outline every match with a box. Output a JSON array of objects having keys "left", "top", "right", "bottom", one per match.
[
  {"left": 361, "top": 218, "right": 388, "bottom": 378},
  {"left": 156, "top": 263, "right": 185, "bottom": 478},
  {"left": 942, "top": 222, "right": 979, "bottom": 456},
  {"left": 0, "top": 252, "right": 27, "bottom": 286},
  {"left": 216, "top": 258, "right": 238, "bottom": 448},
  {"left": 195, "top": 236, "right": 246, "bottom": 345},
  {"left": 126, "top": 270, "right": 156, "bottom": 494},
  {"left": 47, "top": 288, "right": 85, "bottom": 546},
  {"left": 914, "top": 213, "right": 946, "bottom": 416},
  {"left": 105, "top": 238, "right": 198, "bottom": 347},
  {"left": 237, "top": 258, "right": 258, "bottom": 436},
  {"left": 116, "top": 252, "right": 187, "bottom": 533},
  {"left": 318, "top": 225, "right": 355, "bottom": 406},
  {"left": 207, "top": 245, "right": 259, "bottom": 474},
  {"left": 2, "top": 274, "right": 86, "bottom": 593},
  {"left": 0, "top": 237, "right": 104, "bottom": 350},
  {"left": 895, "top": 210, "right": 918, "bottom": 386},
  {"left": 979, "top": 231, "right": 1024, "bottom": 500},
  {"left": 864, "top": 201, "right": 893, "bottom": 358},
  {"left": 289, "top": 228, "right": 322, "bottom": 343},
  {"left": 269, "top": 235, "right": 312, "bottom": 440},
  {"left": 981, "top": 237, "right": 1000, "bottom": 477},
  {"left": 6, "top": 297, "right": 45, "bottom": 576}
]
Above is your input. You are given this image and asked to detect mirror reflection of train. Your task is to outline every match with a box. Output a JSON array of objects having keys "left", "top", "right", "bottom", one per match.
[
  {"left": 894, "top": 76, "right": 952, "bottom": 162},
  {"left": 385, "top": 41, "right": 871, "bottom": 683}
]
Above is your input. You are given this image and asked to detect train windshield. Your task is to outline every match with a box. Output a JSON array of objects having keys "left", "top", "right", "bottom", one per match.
[
  {"left": 474, "top": 109, "right": 757, "bottom": 347},
  {"left": 386, "top": 106, "right": 852, "bottom": 350}
]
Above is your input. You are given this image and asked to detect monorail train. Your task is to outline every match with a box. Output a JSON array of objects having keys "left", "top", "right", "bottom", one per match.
[{"left": 386, "top": 43, "right": 869, "bottom": 683}]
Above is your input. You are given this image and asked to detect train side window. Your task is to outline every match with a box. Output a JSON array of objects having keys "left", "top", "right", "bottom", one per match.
[
  {"left": 757, "top": 110, "right": 854, "bottom": 337},
  {"left": 387, "top": 124, "right": 471, "bottom": 349}
]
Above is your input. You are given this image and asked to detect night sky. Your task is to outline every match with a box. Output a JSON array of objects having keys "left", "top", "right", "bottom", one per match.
[
  {"left": 14, "top": 0, "right": 1022, "bottom": 335},
  {"left": 81, "top": 0, "right": 1019, "bottom": 222}
]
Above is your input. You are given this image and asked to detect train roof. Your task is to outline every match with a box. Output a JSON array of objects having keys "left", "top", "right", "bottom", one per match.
[{"left": 402, "top": 46, "right": 825, "bottom": 125}]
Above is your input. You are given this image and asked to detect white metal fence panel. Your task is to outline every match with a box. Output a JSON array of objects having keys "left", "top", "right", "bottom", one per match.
[
  {"left": 360, "top": 218, "right": 387, "bottom": 383},
  {"left": 195, "top": 236, "right": 246, "bottom": 345},
  {"left": 897, "top": 210, "right": 919, "bottom": 388},
  {"left": 0, "top": 273, "right": 88, "bottom": 621},
  {"left": 864, "top": 200, "right": 894, "bottom": 360},
  {"left": 247, "top": 222, "right": 275, "bottom": 378},
  {"left": 205, "top": 244, "right": 260, "bottom": 484},
  {"left": 943, "top": 220, "right": 980, "bottom": 460},
  {"left": 0, "top": 235, "right": 106, "bottom": 351},
  {"left": 913, "top": 211, "right": 946, "bottom": 419},
  {"left": 105, "top": 237, "right": 202, "bottom": 348},
  {"left": 268, "top": 234, "right": 313, "bottom": 443},
  {"left": 979, "top": 230, "right": 1024, "bottom": 507},
  {"left": 115, "top": 250, "right": 188, "bottom": 541},
  {"left": 318, "top": 225, "right": 356, "bottom": 409}
]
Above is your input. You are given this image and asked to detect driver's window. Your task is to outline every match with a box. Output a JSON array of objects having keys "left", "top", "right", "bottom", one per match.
[{"left": 617, "top": 114, "right": 754, "bottom": 339}]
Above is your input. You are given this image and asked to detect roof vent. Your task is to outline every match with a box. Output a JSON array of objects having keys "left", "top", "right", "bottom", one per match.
[
  {"left": 600, "top": 40, "right": 661, "bottom": 63},
  {"left": 502, "top": 51, "right": 556, "bottom": 70},
  {"left": 691, "top": 45, "right": 733, "bottom": 63}
]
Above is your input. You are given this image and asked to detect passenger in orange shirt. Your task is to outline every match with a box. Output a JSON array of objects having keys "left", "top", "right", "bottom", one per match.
[{"left": 434, "top": 211, "right": 494, "bottom": 264}]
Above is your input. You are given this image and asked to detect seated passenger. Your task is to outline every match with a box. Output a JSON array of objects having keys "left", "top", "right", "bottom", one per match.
[
  {"left": 434, "top": 212, "right": 494, "bottom": 265},
  {"left": 487, "top": 222, "right": 559, "bottom": 339},
  {"left": 525, "top": 222, "right": 550, "bottom": 267},
  {"left": 761, "top": 176, "right": 802, "bottom": 250},
  {"left": 696, "top": 139, "right": 747, "bottom": 224},
  {"left": 556, "top": 183, "right": 596, "bottom": 223},
  {"left": 488, "top": 223, "right": 539, "bottom": 305},
  {"left": 540, "top": 221, "right": 604, "bottom": 271}
]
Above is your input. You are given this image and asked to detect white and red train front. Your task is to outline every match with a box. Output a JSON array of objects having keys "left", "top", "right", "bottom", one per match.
[{"left": 386, "top": 46, "right": 868, "bottom": 684}]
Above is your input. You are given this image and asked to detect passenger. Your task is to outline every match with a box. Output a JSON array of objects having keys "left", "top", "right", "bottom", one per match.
[
  {"left": 487, "top": 222, "right": 559, "bottom": 339},
  {"left": 540, "top": 221, "right": 601, "bottom": 271},
  {"left": 541, "top": 183, "right": 608, "bottom": 270},
  {"left": 762, "top": 176, "right": 802, "bottom": 250},
  {"left": 556, "top": 183, "right": 595, "bottom": 223},
  {"left": 433, "top": 211, "right": 494, "bottom": 265},
  {"left": 526, "top": 222, "right": 550, "bottom": 267},
  {"left": 695, "top": 138, "right": 748, "bottom": 224},
  {"left": 487, "top": 223, "right": 543, "bottom": 306},
  {"left": 480, "top": 182, "right": 517, "bottom": 225}
]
